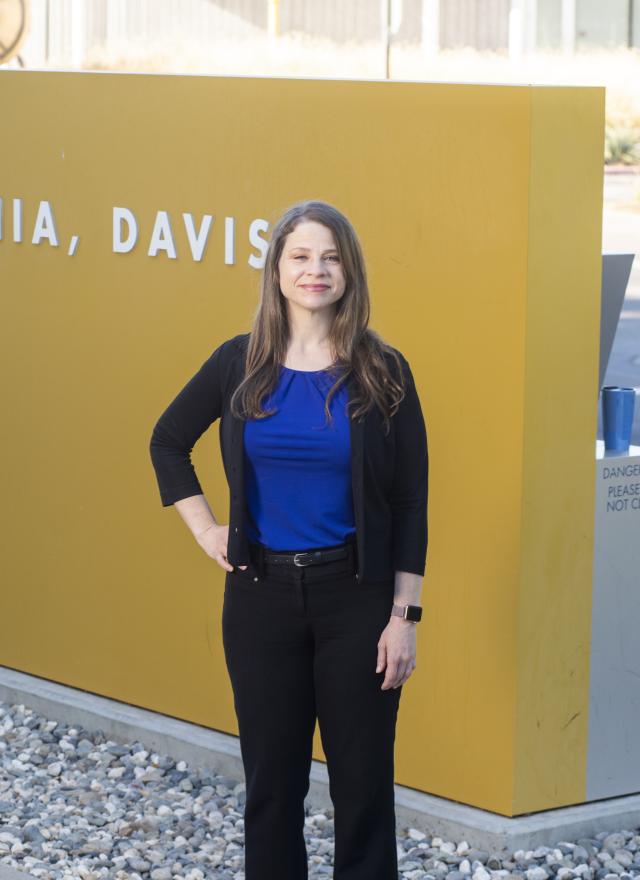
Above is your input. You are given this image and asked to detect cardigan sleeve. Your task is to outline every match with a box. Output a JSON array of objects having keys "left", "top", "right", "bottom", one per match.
[
  {"left": 149, "top": 340, "right": 228, "bottom": 507},
  {"left": 388, "top": 355, "right": 429, "bottom": 576}
]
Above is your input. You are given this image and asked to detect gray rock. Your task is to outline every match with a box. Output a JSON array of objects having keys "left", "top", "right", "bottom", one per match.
[
  {"left": 526, "top": 868, "right": 550, "bottom": 880},
  {"left": 602, "top": 835, "right": 627, "bottom": 855}
]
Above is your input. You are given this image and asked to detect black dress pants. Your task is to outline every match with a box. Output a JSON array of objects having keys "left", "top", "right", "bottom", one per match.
[{"left": 221, "top": 536, "right": 402, "bottom": 880}]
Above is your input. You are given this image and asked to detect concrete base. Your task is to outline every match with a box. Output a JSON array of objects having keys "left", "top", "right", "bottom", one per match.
[{"left": 1, "top": 666, "right": 639, "bottom": 856}]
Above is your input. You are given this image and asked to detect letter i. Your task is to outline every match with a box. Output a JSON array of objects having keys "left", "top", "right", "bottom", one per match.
[
  {"left": 225, "top": 216, "right": 235, "bottom": 265},
  {"left": 13, "top": 198, "right": 22, "bottom": 243}
]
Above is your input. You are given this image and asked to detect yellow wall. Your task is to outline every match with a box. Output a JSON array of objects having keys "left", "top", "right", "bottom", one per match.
[
  {"left": 0, "top": 71, "right": 604, "bottom": 815},
  {"left": 515, "top": 87, "right": 604, "bottom": 813}
]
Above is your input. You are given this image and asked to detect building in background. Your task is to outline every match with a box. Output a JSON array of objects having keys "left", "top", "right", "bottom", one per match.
[{"left": 8, "top": 0, "right": 640, "bottom": 70}]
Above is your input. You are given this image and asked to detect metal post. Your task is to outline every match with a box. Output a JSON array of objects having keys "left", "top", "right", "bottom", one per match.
[
  {"left": 509, "top": 0, "right": 524, "bottom": 60},
  {"left": 45, "top": 0, "right": 50, "bottom": 64},
  {"left": 268, "top": 0, "right": 280, "bottom": 40},
  {"left": 525, "top": 0, "right": 538, "bottom": 53},
  {"left": 381, "top": 0, "right": 391, "bottom": 79},
  {"left": 70, "top": 0, "right": 85, "bottom": 68},
  {"left": 421, "top": 0, "right": 439, "bottom": 58},
  {"left": 561, "top": 0, "right": 576, "bottom": 54}
]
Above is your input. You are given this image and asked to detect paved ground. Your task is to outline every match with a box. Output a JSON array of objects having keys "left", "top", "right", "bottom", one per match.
[{"left": 601, "top": 172, "right": 640, "bottom": 445}]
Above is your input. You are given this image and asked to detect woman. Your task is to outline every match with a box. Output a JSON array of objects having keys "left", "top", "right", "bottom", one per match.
[{"left": 149, "top": 199, "right": 429, "bottom": 880}]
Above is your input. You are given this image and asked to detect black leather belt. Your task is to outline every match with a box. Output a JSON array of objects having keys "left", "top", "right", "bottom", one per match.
[
  {"left": 263, "top": 544, "right": 350, "bottom": 567},
  {"left": 251, "top": 535, "right": 356, "bottom": 569}
]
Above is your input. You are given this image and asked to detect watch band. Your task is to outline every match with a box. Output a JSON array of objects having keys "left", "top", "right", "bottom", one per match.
[{"left": 391, "top": 603, "right": 422, "bottom": 623}]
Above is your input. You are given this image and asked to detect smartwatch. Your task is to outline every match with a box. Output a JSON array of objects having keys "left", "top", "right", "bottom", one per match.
[{"left": 391, "top": 603, "right": 422, "bottom": 623}]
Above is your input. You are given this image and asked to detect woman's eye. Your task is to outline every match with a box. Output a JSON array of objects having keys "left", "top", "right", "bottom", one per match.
[{"left": 292, "top": 254, "right": 339, "bottom": 262}]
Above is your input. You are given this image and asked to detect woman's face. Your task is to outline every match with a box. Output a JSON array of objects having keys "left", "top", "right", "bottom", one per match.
[{"left": 277, "top": 220, "right": 347, "bottom": 316}]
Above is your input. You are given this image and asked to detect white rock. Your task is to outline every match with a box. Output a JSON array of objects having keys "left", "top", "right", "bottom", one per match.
[
  {"left": 526, "top": 868, "right": 550, "bottom": 880},
  {"left": 123, "top": 847, "right": 141, "bottom": 858},
  {"left": 131, "top": 751, "right": 150, "bottom": 766},
  {"left": 614, "top": 849, "right": 633, "bottom": 867}
]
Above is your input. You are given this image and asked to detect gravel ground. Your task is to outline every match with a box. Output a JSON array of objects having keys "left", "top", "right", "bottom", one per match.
[{"left": 1, "top": 700, "right": 640, "bottom": 880}]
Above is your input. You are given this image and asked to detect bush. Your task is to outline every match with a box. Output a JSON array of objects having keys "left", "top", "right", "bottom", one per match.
[{"left": 605, "top": 125, "right": 640, "bottom": 165}]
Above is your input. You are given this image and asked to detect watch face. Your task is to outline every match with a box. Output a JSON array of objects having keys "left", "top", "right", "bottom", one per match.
[{"left": 406, "top": 605, "right": 422, "bottom": 622}]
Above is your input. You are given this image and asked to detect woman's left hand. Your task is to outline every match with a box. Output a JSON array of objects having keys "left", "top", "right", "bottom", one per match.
[{"left": 376, "top": 617, "right": 417, "bottom": 690}]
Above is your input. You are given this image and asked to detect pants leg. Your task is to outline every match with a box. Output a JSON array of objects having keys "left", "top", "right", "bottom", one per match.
[
  {"left": 222, "top": 568, "right": 316, "bottom": 880},
  {"left": 222, "top": 547, "right": 402, "bottom": 880},
  {"left": 309, "top": 574, "right": 402, "bottom": 880}
]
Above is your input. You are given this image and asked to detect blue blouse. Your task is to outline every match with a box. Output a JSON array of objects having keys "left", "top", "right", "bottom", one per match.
[{"left": 243, "top": 364, "right": 357, "bottom": 551}]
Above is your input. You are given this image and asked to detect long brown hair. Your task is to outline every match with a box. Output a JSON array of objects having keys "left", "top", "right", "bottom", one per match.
[{"left": 230, "top": 199, "right": 407, "bottom": 436}]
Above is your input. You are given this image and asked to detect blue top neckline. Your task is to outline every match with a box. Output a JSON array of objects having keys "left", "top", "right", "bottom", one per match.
[{"left": 281, "top": 364, "right": 332, "bottom": 374}]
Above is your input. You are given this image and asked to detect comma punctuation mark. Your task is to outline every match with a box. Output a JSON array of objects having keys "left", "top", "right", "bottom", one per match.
[{"left": 68, "top": 235, "right": 80, "bottom": 256}]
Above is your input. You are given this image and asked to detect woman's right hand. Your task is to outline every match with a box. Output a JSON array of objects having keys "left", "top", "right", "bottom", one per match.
[{"left": 195, "top": 523, "right": 248, "bottom": 572}]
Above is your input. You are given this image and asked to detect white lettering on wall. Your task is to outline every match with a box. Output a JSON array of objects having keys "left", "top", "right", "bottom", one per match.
[
  {"left": 0, "top": 199, "right": 271, "bottom": 269},
  {"left": 183, "top": 213, "right": 214, "bottom": 262},
  {"left": 225, "top": 216, "right": 235, "bottom": 265},
  {"left": 113, "top": 207, "right": 138, "bottom": 253},
  {"left": 248, "top": 218, "right": 269, "bottom": 269},
  {"left": 148, "top": 211, "right": 176, "bottom": 259},
  {"left": 13, "top": 198, "right": 22, "bottom": 243},
  {"left": 32, "top": 201, "right": 59, "bottom": 246}
]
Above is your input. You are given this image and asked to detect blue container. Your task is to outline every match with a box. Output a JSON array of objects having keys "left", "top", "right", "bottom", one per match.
[{"left": 602, "top": 386, "right": 636, "bottom": 452}]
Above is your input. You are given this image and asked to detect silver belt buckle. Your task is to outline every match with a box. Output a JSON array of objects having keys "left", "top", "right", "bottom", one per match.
[{"left": 293, "top": 552, "right": 314, "bottom": 567}]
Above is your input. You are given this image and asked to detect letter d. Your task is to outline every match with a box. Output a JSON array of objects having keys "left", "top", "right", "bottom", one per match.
[{"left": 113, "top": 207, "right": 138, "bottom": 253}]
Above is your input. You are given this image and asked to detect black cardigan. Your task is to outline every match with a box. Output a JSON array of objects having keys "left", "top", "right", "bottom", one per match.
[{"left": 149, "top": 332, "right": 429, "bottom": 583}]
